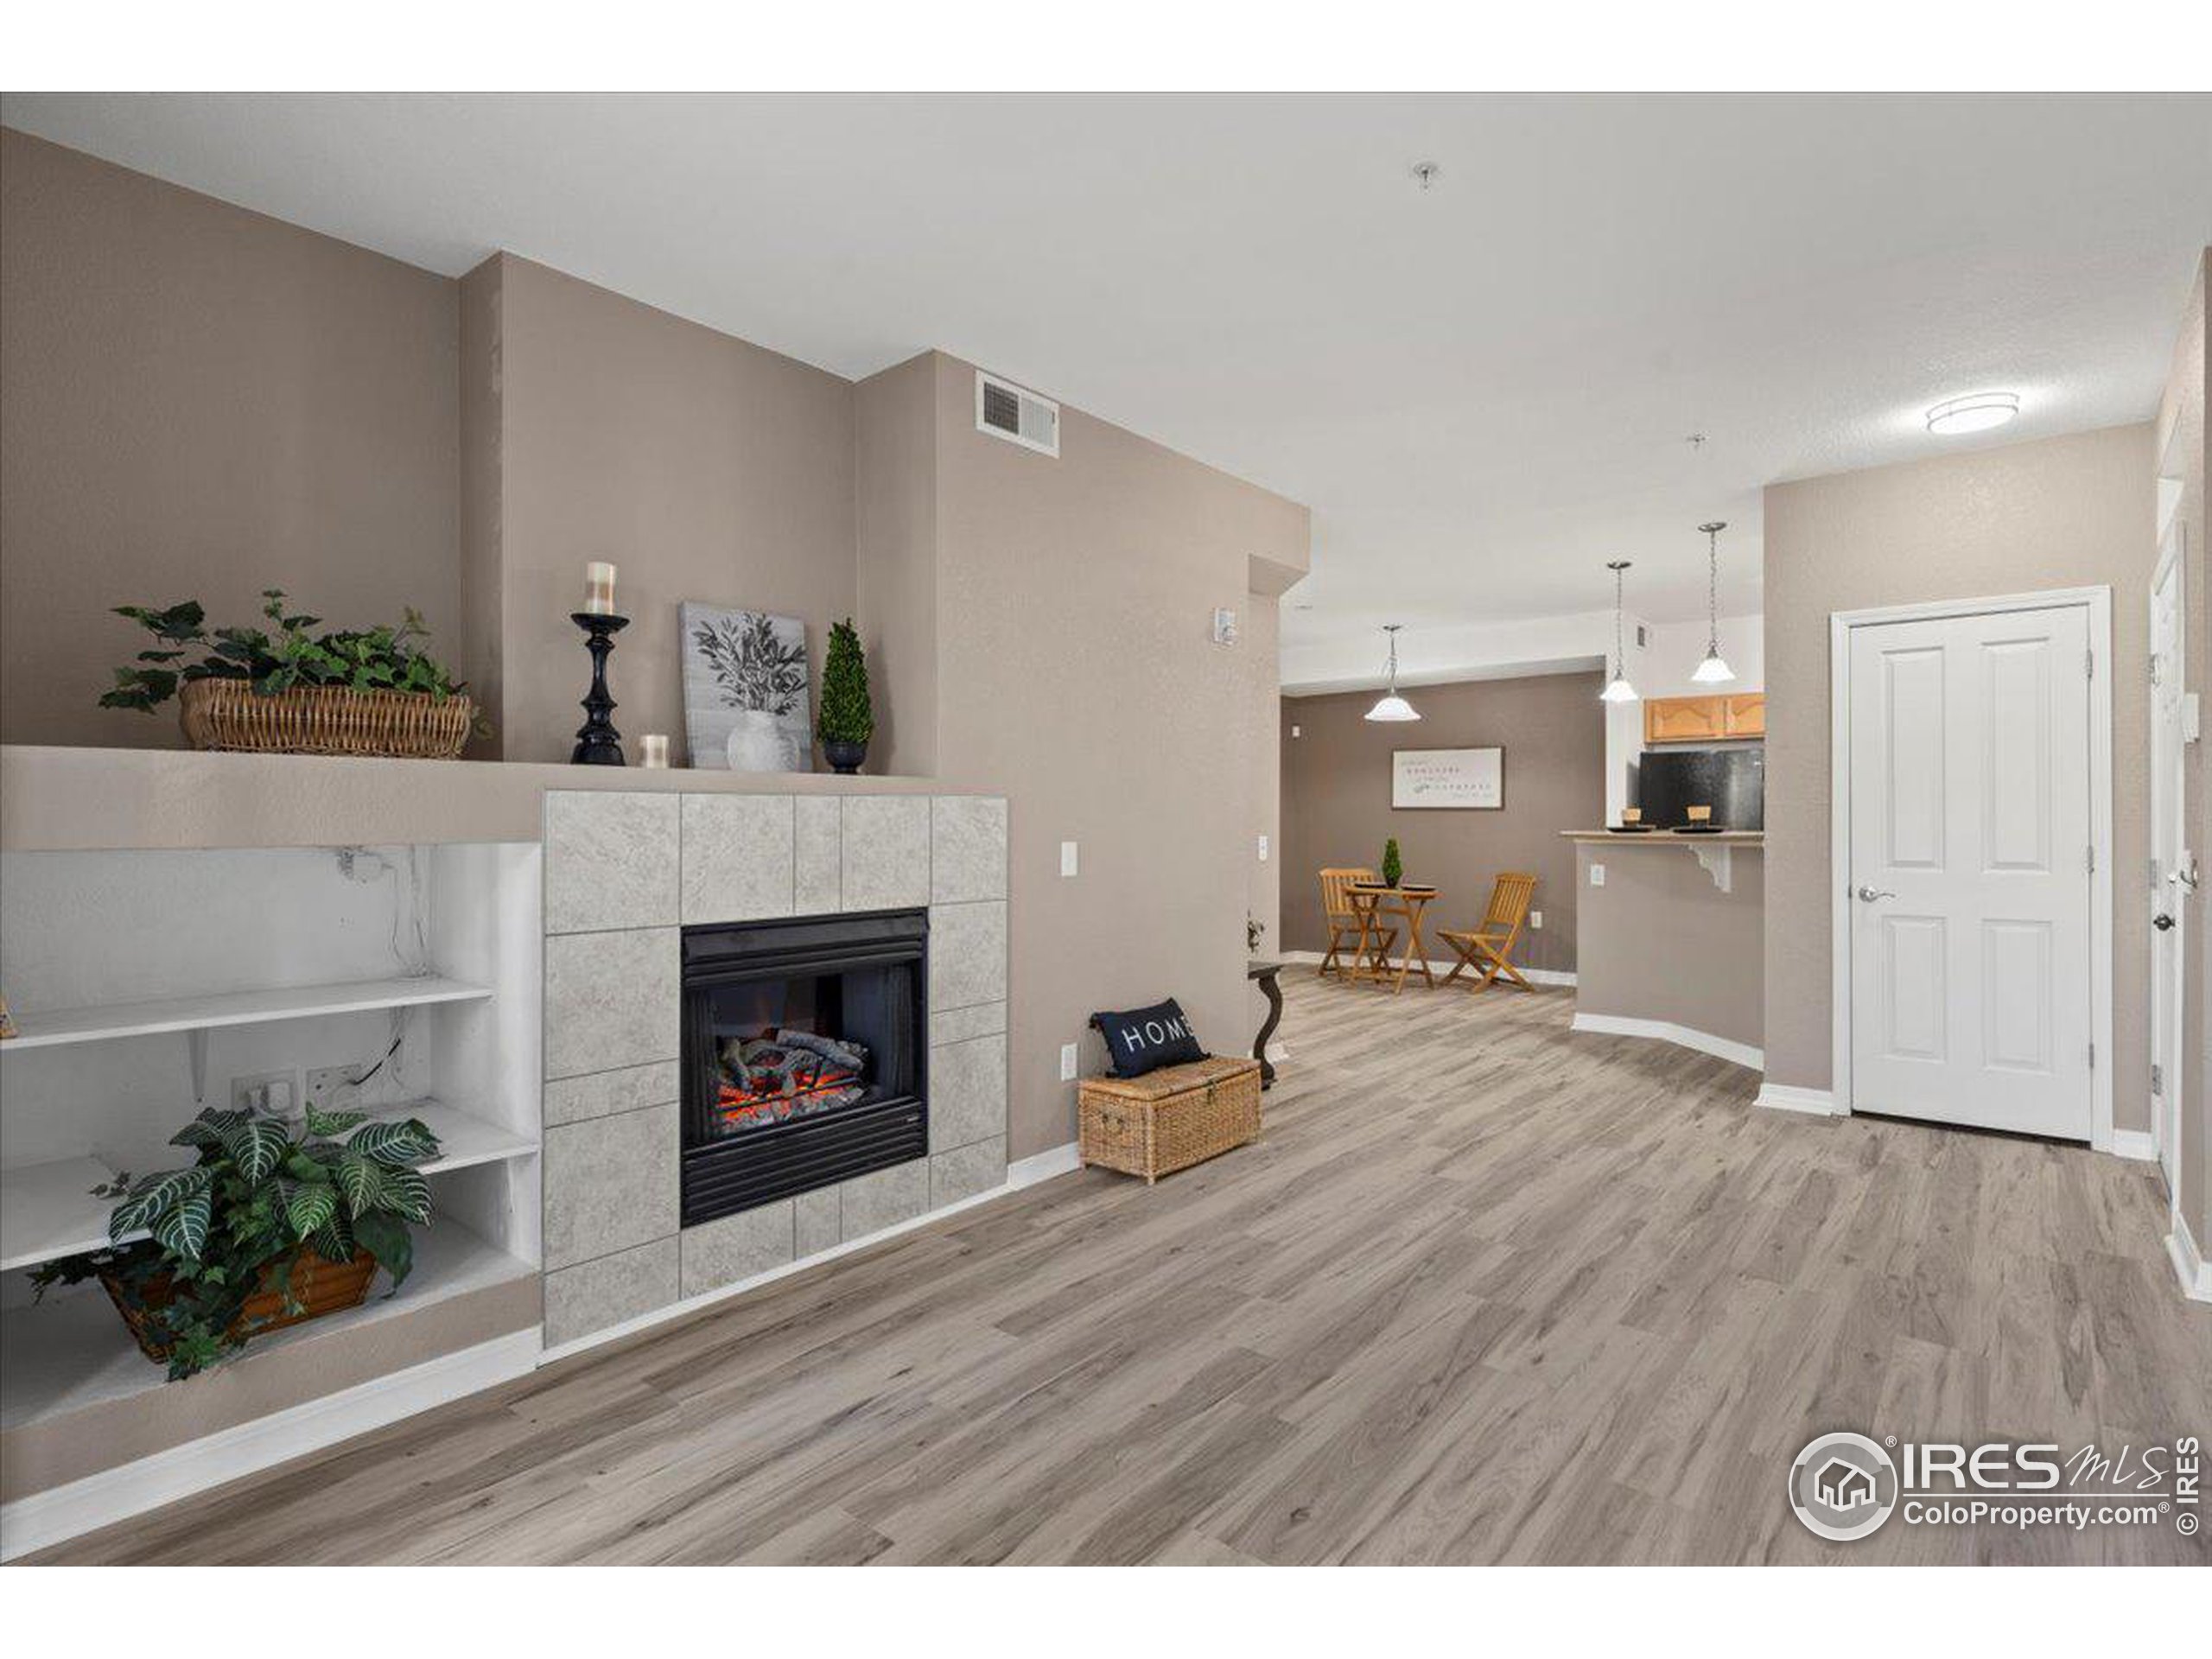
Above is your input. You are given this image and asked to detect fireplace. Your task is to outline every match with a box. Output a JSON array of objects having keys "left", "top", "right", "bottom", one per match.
[{"left": 680, "top": 909, "right": 928, "bottom": 1227}]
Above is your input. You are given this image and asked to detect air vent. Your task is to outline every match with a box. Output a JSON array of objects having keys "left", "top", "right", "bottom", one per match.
[{"left": 975, "top": 371, "right": 1059, "bottom": 457}]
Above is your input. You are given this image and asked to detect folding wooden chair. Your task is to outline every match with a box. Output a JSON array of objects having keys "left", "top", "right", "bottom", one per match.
[
  {"left": 1319, "top": 867, "right": 1395, "bottom": 977},
  {"left": 1439, "top": 872, "right": 1538, "bottom": 992}
]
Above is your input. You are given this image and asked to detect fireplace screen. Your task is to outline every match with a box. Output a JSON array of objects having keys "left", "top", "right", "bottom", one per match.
[{"left": 681, "top": 909, "right": 927, "bottom": 1225}]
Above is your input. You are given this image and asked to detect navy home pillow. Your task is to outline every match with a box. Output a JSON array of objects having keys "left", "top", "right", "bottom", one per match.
[{"left": 1090, "top": 999, "right": 1205, "bottom": 1079}]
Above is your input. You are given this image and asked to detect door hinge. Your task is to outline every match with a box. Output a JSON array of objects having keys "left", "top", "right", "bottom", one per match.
[
  {"left": 2086, "top": 649, "right": 2095, "bottom": 679},
  {"left": 2152, "top": 1061, "right": 2164, "bottom": 1096},
  {"left": 2086, "top": 845, "right": 2095, "bottom": 875},
  {"left": 2088, "top": 1043, "right": 2095, "bottom": 1071},
  {"left": 2150, "top": 653, "right": 2162, "bottom": 686}
]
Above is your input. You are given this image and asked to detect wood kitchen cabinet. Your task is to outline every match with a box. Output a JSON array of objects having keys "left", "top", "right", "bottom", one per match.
[{"left": 1644, "top": 692, "right": 1765, "bottom": 743}]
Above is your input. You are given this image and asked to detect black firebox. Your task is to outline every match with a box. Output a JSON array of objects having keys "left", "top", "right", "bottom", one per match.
[{"left": 680, "top": 909, "right": 927, "bottom": 1227}]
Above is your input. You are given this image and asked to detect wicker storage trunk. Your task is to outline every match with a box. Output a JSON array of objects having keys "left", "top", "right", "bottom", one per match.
[
  {"left": 179, "top": 678, "right": 474, "bottom": 759},
  {"left": 1078, "top": 1055, "right": 1262, "bottom": 1184}
]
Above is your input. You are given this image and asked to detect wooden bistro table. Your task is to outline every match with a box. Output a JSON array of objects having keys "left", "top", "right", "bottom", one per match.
[{"left": 1346, "top": 881, "right": 1440, "bottom": 994}]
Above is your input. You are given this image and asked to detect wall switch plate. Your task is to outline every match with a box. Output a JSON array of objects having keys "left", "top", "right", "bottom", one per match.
[
  {"left": 1257, "top": 834, "right": 1269, "bottom": 861},
  {"left": 1291, "top": 724, "right": 1301, "bottom": 738},
  {"left": 1212, "top": 607, "right": 1238, "bottom": 645},
  {"left": 1060, "top": 841, "right": 1079, "bottom": 877},
  {"left": 1529, "top": 910, "right": 1542, "bottom": 929},
  {"left": 232, "top": 1069, "right": 299, "bottom": 1116},
  {"left": 1589, "top": 865, "right": 1605, "bottom": 887},
  {"left": 1059, "top": 1042, "right": 1078, "bottom": 1082}
]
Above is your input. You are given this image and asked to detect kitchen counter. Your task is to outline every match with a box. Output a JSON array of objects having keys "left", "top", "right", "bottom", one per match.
[{"left": 1560, "top": 829, "right": 1764, "bottom": 1071}]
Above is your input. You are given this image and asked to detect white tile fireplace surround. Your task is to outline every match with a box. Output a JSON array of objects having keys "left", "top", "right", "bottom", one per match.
[{"left": 537, "top": 791, "right": 1008, "bottom": 1351}]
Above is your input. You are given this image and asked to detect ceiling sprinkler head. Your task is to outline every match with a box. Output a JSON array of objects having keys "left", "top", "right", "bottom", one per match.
[{"left": 1410, "top": 162, "right": 1440, "bottom": 191}]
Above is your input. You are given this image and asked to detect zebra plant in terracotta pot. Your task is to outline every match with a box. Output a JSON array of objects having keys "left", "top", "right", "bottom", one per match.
[{"left": 28, "top": 1103, "right": 442, "bottom": 1381}]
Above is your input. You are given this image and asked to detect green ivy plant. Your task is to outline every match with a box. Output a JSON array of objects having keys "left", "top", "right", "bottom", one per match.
[
  {"left": 817, "top": 618, "right": 874, "bottom": 747},
  {"left": 100, "top": 588, "right": 474, "bottom": 715},
  {"left": 1381, "top": 837, "right": 1404, "bottom": 888},
  {"left": 28, "top": 1103, "right": 442, "bottom": 1381}
]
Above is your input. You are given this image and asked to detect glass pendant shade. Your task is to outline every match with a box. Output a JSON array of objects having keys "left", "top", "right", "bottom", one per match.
[
  {"left": 1364, "top": 692, "right": 1421, "bottom": 721},
  {"left": 1364, "top": 626, "right": 1420, "bottom": 721},
  {"left": 1599, "top": 673, "right": 1638, "bottom": 703},
  {"left": 1689, "top": 650, "right": 1735, "bottom": 684},
  {"left": 1599, "top": 561, "right": 1637, "bottom": 704}
]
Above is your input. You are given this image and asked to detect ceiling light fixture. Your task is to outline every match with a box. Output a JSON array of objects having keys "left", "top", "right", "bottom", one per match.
[
  {"left": 1925, "top": 391, "right": 2020, "bottom": 436},
  {"left": 1689, "top": 521, "right": 1736, "bottom": 685},
  {"left": 1364, "top": 625, "right": 1421, "bottom": 721},
  {"left": 1410, "top": 162, "right": 1440, "bottom": 191},
  {"left": 1600, "top": 563, "right": 1638, "bottom": 704}
]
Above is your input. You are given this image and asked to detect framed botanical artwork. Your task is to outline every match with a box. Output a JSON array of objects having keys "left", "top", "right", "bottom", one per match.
[
  {"left": 681, "top": 603, "right": 811, "bottom": 772},
  {"left": 1391, "top": 747, "right": 1503, "bottom": 809}
]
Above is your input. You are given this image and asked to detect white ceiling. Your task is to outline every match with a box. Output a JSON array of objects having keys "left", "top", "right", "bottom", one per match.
[{"left": 5, "top": 92, "right": 2209, "bottom": 645}]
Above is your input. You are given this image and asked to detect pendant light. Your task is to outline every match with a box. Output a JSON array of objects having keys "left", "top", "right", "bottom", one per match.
[
  {"left": 1599, "top": 563, "right": 1638, "bottom": 703},
  {"left": 1689, "top": 521, "right": 1736, "bottom": 685},
  {"left": 1364, "top": 624, "right": 1421, "bottom": 721}
]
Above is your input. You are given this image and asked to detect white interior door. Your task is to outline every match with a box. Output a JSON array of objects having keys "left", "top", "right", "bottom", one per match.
[
  {"left": 1847, "top": 604, "right": 2094, "bottom": 1138},
  {"left": 2149, "top": 535, "right": 2186, "bottom": 1191}
]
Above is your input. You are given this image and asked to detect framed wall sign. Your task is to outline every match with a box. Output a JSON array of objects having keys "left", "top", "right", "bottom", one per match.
[{"left": 1392, "top": 747, "right": 1503, "bottom": 810}]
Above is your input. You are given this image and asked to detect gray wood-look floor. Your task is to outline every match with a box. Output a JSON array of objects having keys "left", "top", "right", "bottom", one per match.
[{"left": 30, "top": 971, "right": 2212, "bottom": 1565}]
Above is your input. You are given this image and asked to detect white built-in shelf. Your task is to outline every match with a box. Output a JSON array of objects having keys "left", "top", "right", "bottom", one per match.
[
  {"left": 0, "top": 975, "right": 493, "bottom": 1052},
  {"left": 0, "top": 1158, "right": 143, "bottom": 1273},
  {"left": 406, "top": 1099, "right": 539, "bottom": 1175},
  {"left": 0, "top": 1101, "right": 533, "bottom": 1274},
  {"left": 0, "top": 1217, "right": 536, "bottom": 1432}
]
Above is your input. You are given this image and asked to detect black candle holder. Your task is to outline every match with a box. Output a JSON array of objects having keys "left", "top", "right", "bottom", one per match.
[{"left": 570, "top": 612, "right": 629, "bottom": 766}]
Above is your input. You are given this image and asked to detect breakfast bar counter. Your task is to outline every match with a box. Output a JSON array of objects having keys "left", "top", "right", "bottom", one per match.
[{"left": 1559, "top": 830, "right": 1764, "bottom": 1071}]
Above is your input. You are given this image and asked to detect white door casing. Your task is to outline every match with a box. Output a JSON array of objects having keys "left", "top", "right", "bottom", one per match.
[
  {"left": 2149, "top": 531, "right": 2186, "bottom": 1194},
  {"left": 1833, "top": 593, "right": 2108, "bottom": 1142}
]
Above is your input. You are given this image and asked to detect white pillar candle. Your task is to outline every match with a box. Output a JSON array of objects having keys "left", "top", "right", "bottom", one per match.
[
  {"left": 583, "top": 562, "right": 619, "bottom": 616},
  {"left": 638, "top": 734, "right": 671, "bottom": 769}
]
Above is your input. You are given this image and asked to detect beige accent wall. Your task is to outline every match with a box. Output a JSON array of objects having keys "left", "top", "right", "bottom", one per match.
[
  {"left": 462, "top": 254, "right": 856, "bottom": 765},
  {"left": 1278, "top": 671, "right": 1605, "bottom": 975},
  {"left": 919, "top": 353, "right": 1308, "bottom": 1159},
  {"left": 1761, "top": 423, "right": 2156, "bottom": 1136},
  {"left": 0, "top": 128, "right": 462, "bottom": 748},
  {"left": 1573, "top": 842, "right": 1764, "bottom": 1049},
  {"left": 2153, "top": 253, "right": 2208, "bottom": 1251},
  {"left": 853, "top": 352, "right": 940, "bottom": 778}
]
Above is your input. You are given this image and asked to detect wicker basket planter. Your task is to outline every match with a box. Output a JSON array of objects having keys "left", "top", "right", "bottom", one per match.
[
  {"left": 179, "top": 678, "right": 474, "bottom": 759},
  {"left": 1078, "top": 1055, "right": 1263, "bottom": 1184},
  {"left": 101, "top": 1248, "right": 378, "bottom": 1363}
]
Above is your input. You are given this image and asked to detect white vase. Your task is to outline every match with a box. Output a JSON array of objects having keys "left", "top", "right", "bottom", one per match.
[{"left": 724, "top": 709, "right": 794, "bottom": 772}]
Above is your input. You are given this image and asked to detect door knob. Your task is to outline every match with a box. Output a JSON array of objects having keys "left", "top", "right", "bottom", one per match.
[
  {"left": 2154, "top": 912, "right": 2176, "bottom": 931},
  {"left": 1855, "top": 886, "right": 1894, "bottom": 902}
]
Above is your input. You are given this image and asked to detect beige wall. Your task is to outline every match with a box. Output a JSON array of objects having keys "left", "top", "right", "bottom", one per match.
[
  {"left": 1761, "top": 423, "right": 2157, "bottom": 1136},
  {"left": 1278, "top": 671, "right": 1605, "bottom": 976},
  {"left": 1574, "top": 842, "right": 1764, "bottom": 1049},
  {"left": 854, "top": 352, "right": 940, "bottom": 778},
  {"left": 469, "top": 254, "right": 856, "bottom": 765},
  {"left": 2153, "top": 253, "right": 2208, "bottom": 1252},
  {"left": 919, "top": 353, "right": 1308, "bottom": 1160},
  {"left": 0, "top": 128, "right": 462, "bottom": 748}
]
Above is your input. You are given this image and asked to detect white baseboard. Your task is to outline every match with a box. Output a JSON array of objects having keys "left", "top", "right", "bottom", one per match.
[
  {"left": 0, "top": 1327, "right": 538, "bottom": 1563},
  {"left": 1571, "top": 1011, "right": 1763, "bottom": 1071},
  {"left": 2105, "top": 1128, "right": 2158, "bottom": 1163},
  {"left": 1753, "top": 1082, "right": 1841, "bottom": 1117},
  {"left": 1280, "top": 949, "right": 1575, "bottom": 988},
  {"left": 541, "top": 1141, "right": 1084, "bottom": 1366},
  {"left": 2168, "top": 1215, "right": 2212, "bottom": 1303}
]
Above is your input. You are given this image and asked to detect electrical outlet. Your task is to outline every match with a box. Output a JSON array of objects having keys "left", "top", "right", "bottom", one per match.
[
  {"left": 1060, "top": 841, "right": 1079, "bottom": 877},
  {"left": 1257, "top": 834, "right": 1269, "bottom": 862},
  {"left": 1529, "top": 910, "right": 1543, "bottom": 930},
  {"left": 304, "top": 1064, "right": 361, "bottom": 1115},
  {"left": 1589, "top": 864, "right": 1605, "bottom": 887},
  {"left": 1059, "top": 1042, "right": 1078, "bottom": 1082},
  {"left": 1291, "top": 724, "right": 1301, "bottom": 738},
  {"left": 231, "top": 1069, "right": 299, "bottom": 1116}
]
